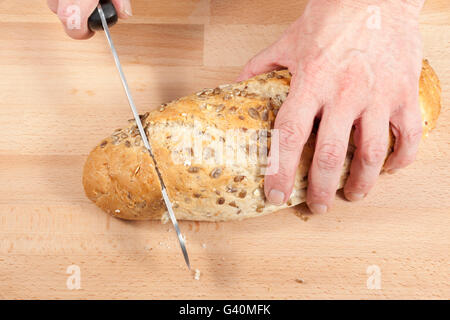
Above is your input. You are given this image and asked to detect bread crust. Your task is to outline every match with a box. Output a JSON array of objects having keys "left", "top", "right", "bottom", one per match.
[{"left": 82, "top": 60, "right": 441, "bottom": 221}]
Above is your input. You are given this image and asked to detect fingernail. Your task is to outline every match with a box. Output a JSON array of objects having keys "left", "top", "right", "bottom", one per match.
[
  {"left": 308, "top": 203, "right": 328, "bottom": 214},
  {"left": 268, "top": 189, "right": 285, "bottom": 205},
  {"left": 346, "top": 192, "right": 365, "bottom": 202},
  {"left": 123, "top": 0, "right": 133, "bottom": 16}
]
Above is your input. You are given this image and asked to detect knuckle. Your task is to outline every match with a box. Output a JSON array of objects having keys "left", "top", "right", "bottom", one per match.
[
  {"left": 351, "top": 179, "right": 372, "bottom": 193},
  {"left": 302, "top": 59, "right": 325, "bottom": 76},
  {"left": 402, "top": 126, "right": 423, "bottom": 144},
  {"left": 316, "top": 141, "right": 346, "bottom": 171},
  {"left": 276, "top": 120, "right": 306, "bottom": 153},
  {"left": 308, "top": 184, "right": 332, "bottom": 200},
  {"left": 274, "top": 167, "right": 293, "bottom": 185},
  {"left": 360, "top": 142, "right": 387, "bottom": 166}
]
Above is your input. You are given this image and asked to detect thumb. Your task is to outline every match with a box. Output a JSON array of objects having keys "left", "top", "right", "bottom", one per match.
[
  {"left": 56, "top": 0, "right": 98, "bottom": 39},
  {"left": 55, "top": 0, "right": 133, "bottom": 40},
  {"left": 236, "top": 46, "right": 280, "bottom": 82}
]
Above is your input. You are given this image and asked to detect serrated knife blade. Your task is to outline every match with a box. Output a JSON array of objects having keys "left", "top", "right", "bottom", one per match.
[{"left": 96, "top": 4, "right": 190, "bottom": 269}]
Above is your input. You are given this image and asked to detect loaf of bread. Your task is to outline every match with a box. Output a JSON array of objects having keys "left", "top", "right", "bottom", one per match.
[{"left": 83, "top": 60, "right": 441, "bottom": 221}]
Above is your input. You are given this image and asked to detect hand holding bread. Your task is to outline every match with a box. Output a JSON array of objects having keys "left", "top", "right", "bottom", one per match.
[
  {"left": 82, "top": 60, "right": 441, "bottom": 222},
  {"left": 238, "top": 0, "right": 427, "bottom": 213}
]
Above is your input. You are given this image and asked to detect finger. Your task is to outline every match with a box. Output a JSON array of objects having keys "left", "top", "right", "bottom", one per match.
[
  {"left": 237, "top": 46, "right": 281, "bottom": 82},
  {"left": 112, "top": 0, "right": 133, "bottom": 19},
  {"left": 306, "top": 107, "right": 354, "bottom": 214},
  {"left": 48, "top": 0, "right": 58, "bottom": 13},
  {"left": 57, "top": 0, "right": 98, "bottom": 40},
  {"left": 384, "top": 95, "right": 423, "bottom": 172},
  {"left": 344, "top": 108, "right": 390, "bottom": 201},
  {"left": 264, "top": 76, "right": 319, "bottom": 205}
]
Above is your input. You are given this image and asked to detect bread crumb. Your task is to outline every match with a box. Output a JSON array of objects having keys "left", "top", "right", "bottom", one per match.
[
  {"left": 295, "top": 278, "right": 304, "bottom": 284},
  {"left": 194, "top": 269, "right": 201, "bottom": 280},
  {"left": 300, "top": 215, "right": 309, "bottom": 222},
  {"left": 115, "top": 209, "right": 121, "bottom": 213},
  {"left": 161, "top": 212, "right": 169, "bottom": 224},
  {"left": 201, "top": 243, "right": 207, "bottom": 248}
]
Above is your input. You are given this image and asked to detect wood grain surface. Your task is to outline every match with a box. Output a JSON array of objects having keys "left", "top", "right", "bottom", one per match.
[{"left": 0, "top": 0, "right": 449, "bottom": 299}]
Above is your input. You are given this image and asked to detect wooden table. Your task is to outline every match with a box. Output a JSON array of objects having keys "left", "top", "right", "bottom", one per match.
[{"left": 0, "top": 0, "right": 448, "bottom": 299}]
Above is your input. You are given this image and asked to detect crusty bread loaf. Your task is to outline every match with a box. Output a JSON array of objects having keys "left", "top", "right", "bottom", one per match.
[{"left": 83, "top": 59, "right": 441, "bottom": 221}]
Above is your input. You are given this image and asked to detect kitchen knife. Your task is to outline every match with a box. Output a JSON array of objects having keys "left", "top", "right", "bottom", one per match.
[{"left": 88, "top": 1, "right": 191, "bottom": 270}]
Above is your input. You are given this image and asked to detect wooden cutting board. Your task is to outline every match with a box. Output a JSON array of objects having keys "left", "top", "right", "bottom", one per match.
[{"left": 0, "top": 0, "right": 448, "bottom": 299}]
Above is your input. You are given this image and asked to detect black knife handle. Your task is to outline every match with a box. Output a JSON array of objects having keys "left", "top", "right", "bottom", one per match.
[{"left": 88, "top": 0, "right": 118, "bottom": 31}]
